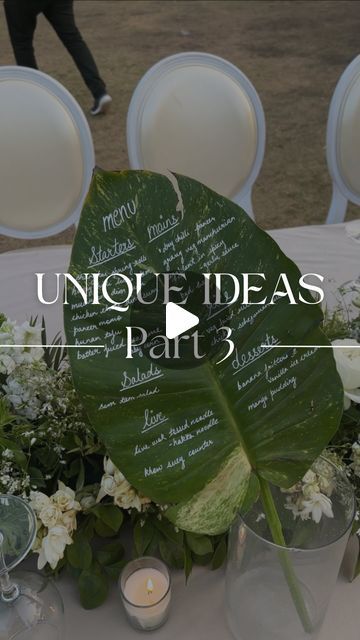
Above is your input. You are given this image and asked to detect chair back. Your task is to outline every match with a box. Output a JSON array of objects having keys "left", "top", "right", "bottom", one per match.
[
  {"left": 0, "top": 66, "right": 94, "bottom": 239},
  {"left": 127, "top": 52, "right": 265, "bottom": 219},
  {"left": 326, "top": 54, "right": 360, "bottom": 224}
]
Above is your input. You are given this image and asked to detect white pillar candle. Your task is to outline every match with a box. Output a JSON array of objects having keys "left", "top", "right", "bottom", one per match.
[{"left": 120, "top": 558, "right": 171, "bottom": 631}]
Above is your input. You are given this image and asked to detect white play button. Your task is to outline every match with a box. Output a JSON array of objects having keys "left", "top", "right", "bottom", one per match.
[{"left": 165, "top": 302, "right": 199, "bottom": 339}]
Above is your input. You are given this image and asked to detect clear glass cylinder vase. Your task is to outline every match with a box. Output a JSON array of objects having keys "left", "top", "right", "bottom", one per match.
[{"left": 225, "top": 458, "right": 355, "bottom": 640}]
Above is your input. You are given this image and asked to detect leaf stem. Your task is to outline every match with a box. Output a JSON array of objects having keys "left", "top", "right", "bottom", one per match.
[{"left": 257, "top": 475, "right": 313, "bottom": 634}]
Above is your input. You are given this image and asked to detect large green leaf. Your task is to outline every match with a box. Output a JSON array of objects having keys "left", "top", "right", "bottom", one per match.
[{"left": 64, "top": 169, "right": 343, "bottom": 535}]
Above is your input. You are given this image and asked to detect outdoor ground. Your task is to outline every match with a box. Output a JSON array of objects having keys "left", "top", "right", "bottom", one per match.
[{"left": 0, "top": 0, "right": 359, "bottom": 252}]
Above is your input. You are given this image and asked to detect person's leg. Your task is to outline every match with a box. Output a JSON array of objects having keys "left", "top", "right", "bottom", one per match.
[
  {"left": 3, "top": 0, "right": 42, "bottom": 68},
  {"left": 43, "top": 0, "right": 107, "bottom": 99}
]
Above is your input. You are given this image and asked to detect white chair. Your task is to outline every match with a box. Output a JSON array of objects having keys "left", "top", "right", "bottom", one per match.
[
  {"left": 326, "top": 54, "right": 360, "bottom": 224},
  {"left": 127, "top": 52, "right": 265, "bottom": 219},
  {"left": 0, "top": 66, "right": 94, "bottom": 240}
]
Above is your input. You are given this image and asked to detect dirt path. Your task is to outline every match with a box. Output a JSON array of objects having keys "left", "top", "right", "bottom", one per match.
[{"left": 1, "top": 0, "right": 359, "bottom": 252}]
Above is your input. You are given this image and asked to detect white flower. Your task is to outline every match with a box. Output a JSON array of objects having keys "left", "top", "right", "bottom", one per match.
[
  {"left": 0, "top": 353, "right": 16, "bottom": 376},
  {"left": 14, "top": 322, "right": 41, "bottom": 349},
  {"left": 114, "top": 485, "right": 141, "bottom": 511},
  {"left": 2, "top": 449, "right": 14, "bottom": 461},
  {"left": 302, "top": 481, "right": 320, "bottom": 499},
  {"left": 61, "top": 509, "right": 78, "bottom": 533},
  {"left": 318, "top": 475, "right": 334, "bottom": 495},
  {"left": 281, "top": 482, "right": 301, "bottom": 495},
  {"left": 104, "top": 457, "right": 116, "bottom": 475},
  {"left": 2, "top": 361, "right": 53, "bottom": 420},
  {"left": 285, "top": 495, "right": 306, "bottom": 520},
  {"left": 302, "top": 493, "right": 334, "bottom": 523},
  {"left": 96, "top": 474, "right": 118, "bottom": 502},
  {"left": 52, "top": 481, "right": 81, "bottom": 512},
  {"left": 97, "top": 456, "right": 152, "bottom": 511},
  {"left": 351, "top": 442, "right": 360, "bottom": 477},
  {"left": 332, "top": 339, "right": 360, "bottom": 408},
  {"left": 32, "top": 521, "right": 45, "bottom": 553},
  {"left": 114, "top": 483, "right": 151, "bottom": 512},
  {"left": 114, "top": 469, "right": 126, "bottom": 484},
  {"left": 37, "top": 525, "right": 72, "bottom": 570},
  {"left": 30, "top": 491, "right": 50, "bottom": 514},
  {"left": 302, "top": 470, "right": 316, "bottom": 484},
  {"left": 32, "top": 532, "right": 44, "bottom": 553},
  {"left": 39, "top": 503, "right": 62, "bottom": 528}
]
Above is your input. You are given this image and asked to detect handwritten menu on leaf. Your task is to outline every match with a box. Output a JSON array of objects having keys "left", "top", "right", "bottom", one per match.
[{"left": 64, "top": 170, "right": 343, "bottom": 534}]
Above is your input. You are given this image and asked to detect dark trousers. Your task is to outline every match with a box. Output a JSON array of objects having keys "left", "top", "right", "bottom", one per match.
[{"left": 4, "top": 0, "right": 106, "bottom": 99}]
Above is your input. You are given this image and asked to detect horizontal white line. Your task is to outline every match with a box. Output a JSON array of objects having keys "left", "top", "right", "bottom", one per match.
[
  {"left": 0, "top": 344, "right": 105, "bottom": 349},
  {"left": 261, "top": 344, "right": 360, "bottom": 349}
]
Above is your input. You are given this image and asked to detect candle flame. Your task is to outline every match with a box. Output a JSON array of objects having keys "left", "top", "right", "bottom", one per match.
[{"left": 146, "top": 578, "right": 154, "bottom": 595}]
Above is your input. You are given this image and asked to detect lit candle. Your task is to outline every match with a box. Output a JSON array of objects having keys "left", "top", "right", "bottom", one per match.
[{"left": 120, "top": 558, "right": 171, "bottom": 631}]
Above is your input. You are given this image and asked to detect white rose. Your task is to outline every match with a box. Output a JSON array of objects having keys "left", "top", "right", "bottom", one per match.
[
  {"left": 52, "top": 481, "right": 80, "bottom": 512},
  {"left": 114, "top": 485, "right": 141, "bottom": 511},
  {"left": 30, "top": 491, "right": 50, "bottom": 514},
  {"left": 39, "top": 503, "right": 62, "bottom": 529},
  {"left": 332, "top": 339, "right": 360, "bottom": 407},
  {"left": 37, "top": 525, "right": 72, "bottom": 570},
  {"left": 61, "top": 509, "right": 78, "bottom": 533}
]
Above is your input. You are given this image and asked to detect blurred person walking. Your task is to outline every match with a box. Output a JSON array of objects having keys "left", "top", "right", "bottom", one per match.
[{"left": 3, "top": 0, "right": 112, "bottom": 115}]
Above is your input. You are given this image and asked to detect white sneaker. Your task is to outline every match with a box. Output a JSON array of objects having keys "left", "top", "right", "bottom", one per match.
[{"left": 90, "top": 94, "right": 112, "bottom": 116}]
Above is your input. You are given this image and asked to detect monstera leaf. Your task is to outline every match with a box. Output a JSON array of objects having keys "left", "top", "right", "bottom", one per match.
[{"left": 64, "top": 169, "right": 343, "bottom": 535}]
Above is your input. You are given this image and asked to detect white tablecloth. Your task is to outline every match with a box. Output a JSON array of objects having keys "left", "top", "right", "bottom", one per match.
[{"left": 0, "top": 222, "right": 359, "bottom": 639}]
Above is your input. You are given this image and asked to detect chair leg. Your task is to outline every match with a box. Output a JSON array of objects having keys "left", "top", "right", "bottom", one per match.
[{"left": 326, "top": 185, "right": 348, "bottom": 224}]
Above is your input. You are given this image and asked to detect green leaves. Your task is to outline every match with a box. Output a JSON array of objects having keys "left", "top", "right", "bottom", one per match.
[
  {"left": 92, "top": 504, "right": 124, "bottom": 533},
  {"left": 96, "top": 540, "right": 124, "bottom": 567},
  {"left": 134, "top": 518, "right": 156, "bottom": 556},
  {"left": 62, "top": 503, "right": 126, "bottom": 609},
  {"left": 67, "top": 534, "right": 92, "bottom": 570},
  {"left": 76, "top": 538, "right": 125, "bottom": 609},
  {"left": 65, "top": 169, "right": 343, "bottom": 536},
  {"left": 0, "top": 398, "right": 17, "bottom": 429},
  {"left": 131, "top": 513, "right": 223, "bottom": 577},
  {"left": 186, "top": 533, "right": 213, "bottom": 556},
  {"left": 78, "top": 566, "right": 109, "bottom": 610},
  {"left": 211, "top": 537, "right": 227, "bottom": 570}
]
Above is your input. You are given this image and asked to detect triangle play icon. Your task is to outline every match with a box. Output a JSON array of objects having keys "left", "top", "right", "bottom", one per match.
[{"left": 165, "top": 302, "right": 199, "bottom": 340}]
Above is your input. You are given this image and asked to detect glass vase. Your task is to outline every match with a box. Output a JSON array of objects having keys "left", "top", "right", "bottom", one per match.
[
  {"left": 0, "top": 495, "right": 64, "bottom": 639},
  {"left": 225, "top": 458, "right": 355, "bottom": 640}
]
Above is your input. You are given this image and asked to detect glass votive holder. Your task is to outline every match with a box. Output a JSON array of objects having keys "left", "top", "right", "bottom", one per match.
[{"left": 119, "top": 556, "right": 171, "bottom": 631}]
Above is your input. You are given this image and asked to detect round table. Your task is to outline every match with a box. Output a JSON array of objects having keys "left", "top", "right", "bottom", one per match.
[{"left": 1, "top": 222, "right": 359, "bottom": 639}]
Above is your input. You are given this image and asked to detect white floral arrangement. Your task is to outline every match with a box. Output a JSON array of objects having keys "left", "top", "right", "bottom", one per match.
[
  {"left": 0, "top": 314, "right": 225, "bottom": 608},
  {"left": 0, "top": 286, "right": 359, "bottom": 603},
  {"left": 31, "top": 482, "right": 81, "bottom": 570},
  {"left": 282, "top": 464, "right": 335, "bottom": 524}
]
